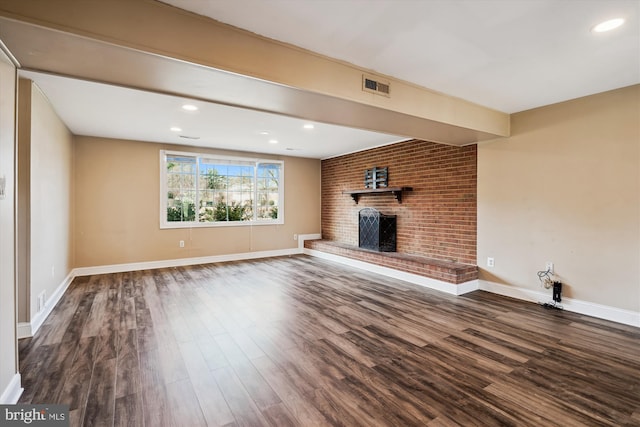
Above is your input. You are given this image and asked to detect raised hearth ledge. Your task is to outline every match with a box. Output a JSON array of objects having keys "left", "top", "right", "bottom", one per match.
[{"left": 303, "top": 240, "right": 478, "bottom": 295}]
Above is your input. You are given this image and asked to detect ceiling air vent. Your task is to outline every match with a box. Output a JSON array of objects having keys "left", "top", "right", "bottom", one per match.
[{"left": 362, "top": 74, "right": 391, "bottom": 97}]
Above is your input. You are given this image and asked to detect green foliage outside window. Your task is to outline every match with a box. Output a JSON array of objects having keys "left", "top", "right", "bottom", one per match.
[
  {"left": 163, "top": 152, "right": 282, "bottom": 225},
  {"left": 214, "top": 200, "right": 250, "bottom": 221},
  {"left": 198, "top": 200, "right": 251, "bottom": 222},
  {"left": 205, "top": 169, "right": 225, "bottom": 190},
  {"left": 167, "top": 200, "right": 196, "bottom": 222}
]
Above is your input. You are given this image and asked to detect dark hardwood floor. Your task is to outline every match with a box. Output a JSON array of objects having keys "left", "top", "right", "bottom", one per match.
[{"left": 18, "top": 255, "right": 640, "bottom": 426}]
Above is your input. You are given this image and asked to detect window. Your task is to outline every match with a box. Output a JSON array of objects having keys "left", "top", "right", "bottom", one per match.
[{"left": 161, "top": 150, "right": 283, "bottom": 228}]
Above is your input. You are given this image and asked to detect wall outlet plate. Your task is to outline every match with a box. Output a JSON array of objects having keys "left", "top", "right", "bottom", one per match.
[
  {"left": 37, "top": 291, "right": 46, "bottom": 312},
  {"left": 546, "top": 261, "right": 554, "bottom": 274},
  {"left": 487, "top": 257, "right": 495, "bottom": 267}
]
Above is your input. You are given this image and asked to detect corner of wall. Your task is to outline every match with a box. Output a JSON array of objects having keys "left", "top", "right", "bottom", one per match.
[{"left": 0, "top": 374, "right": 23, "bottom": 404}]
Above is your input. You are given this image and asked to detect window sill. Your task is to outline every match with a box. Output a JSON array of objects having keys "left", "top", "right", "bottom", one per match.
[{"left": 160, "top": 219, "right": 284, "bottom": 229}]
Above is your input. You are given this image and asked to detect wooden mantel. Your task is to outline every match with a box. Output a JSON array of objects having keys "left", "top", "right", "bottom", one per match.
[{"left": 343, "top": 187, "right": 413, "bottom": 204}]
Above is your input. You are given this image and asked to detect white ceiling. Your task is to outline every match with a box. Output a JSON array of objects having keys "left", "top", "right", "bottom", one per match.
[
  {"left": 14, "top": 0, "right": 640, "bottom": 159},
  {"left": 163, "top": 0, "right": 640, "bottom": 113},
  {"left": 22, "top": 71, "right": 404, "bottom": 159}
]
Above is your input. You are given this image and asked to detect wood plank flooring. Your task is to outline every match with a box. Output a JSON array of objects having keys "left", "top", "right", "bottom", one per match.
[{"left": 18, "top": 255, "right": 640, "bottom": 426}]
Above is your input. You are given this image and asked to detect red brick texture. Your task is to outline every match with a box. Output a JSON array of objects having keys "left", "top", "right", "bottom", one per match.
[
  {"left": 321, "top": 139, "right": 477, "bottom": 265},
  {"left": 304, "top": 240, "right": 478, "bottom": 284}
]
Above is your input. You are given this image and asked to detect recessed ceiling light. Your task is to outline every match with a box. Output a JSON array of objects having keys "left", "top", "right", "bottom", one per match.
[
  {"left": 179, "top": 135, "right": 200, "bottom": 140},
  {"left": 268, "top": 139, "right": 279, "bottom": 144},
  {"left": 303, "top": 123, "right": 315, "bottom": 129},
  {"left": 181, "top": 104, "right": 198, "bottom": 111},
  {"left": 170, "top": 126, "right": 182, "bottom": 132},
  {"left": 592, "top": 18, "right": 624, "bottom": 33},
  {"left": 259, "top": 131, "right": 270, "bottom": 135}
]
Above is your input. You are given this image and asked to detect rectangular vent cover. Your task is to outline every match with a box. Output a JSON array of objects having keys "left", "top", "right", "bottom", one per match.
[{"left": 362, "top": 75, "right": 390, "bottom": 97}]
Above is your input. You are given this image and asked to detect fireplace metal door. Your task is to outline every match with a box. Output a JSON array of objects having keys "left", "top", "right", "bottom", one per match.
[{"left": 359, "top": 208, "right": 396, "bottom": 252}]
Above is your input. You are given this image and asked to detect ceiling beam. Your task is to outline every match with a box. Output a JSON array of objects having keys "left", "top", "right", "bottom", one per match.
[{"left": 0, "top": 0, "right": 509, "bottom": 145}]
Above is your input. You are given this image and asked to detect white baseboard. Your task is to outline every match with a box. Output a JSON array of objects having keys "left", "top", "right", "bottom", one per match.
[
  {"left": 456, "top": 279, "right": 481, "bottom": 295},
  {"left": 17, "top": 322, "right": 31, "bottom": 339},
  {"left": 479, "top": 280, "right": 640, "bottom": 327},
  {"left": 26, "top": 270, "right": 75, "bottom": 337},
  {"left": 73, "top": 247, "right": 302, "bottom": 277},
  {"left": 20, "top": 245, "right": 310, "bottom": 338},
  {"left": 298, "top": 233, "right": 322, "bottom": 251},
  {"left": 301, "top": 249, "right": 638, "bottom": 327},
  {"left": 304, "top": 248, "right": 478, "bottom": 296},
  {"left": 0, "top": 373, "right": 22, "bottom": 404},
  {"left": 22, "top": 246, "right": 638, "bottom": 334}
]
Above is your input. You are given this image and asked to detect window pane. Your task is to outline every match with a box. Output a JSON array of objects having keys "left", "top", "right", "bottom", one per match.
[
  {"left": 257, "top": 163, "right": 281, "bottom": 220},
  {"left": 163, "top": 152, "right": 282, "bottom": 226},
  {"left": 197, "top": 158, "right": 258, "bottom": 222},
  {"left": 166, "top": 155, "right": 197, "bottom": 222}
]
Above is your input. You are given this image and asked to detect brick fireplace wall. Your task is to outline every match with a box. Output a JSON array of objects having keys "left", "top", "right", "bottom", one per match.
[{"left": 321, "top": 139, "right": 477, "bottom": 264}]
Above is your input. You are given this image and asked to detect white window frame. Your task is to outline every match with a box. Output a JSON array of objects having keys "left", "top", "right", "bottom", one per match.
[{"left": 160, "top": 150, "right": 284, "bottom": 229}]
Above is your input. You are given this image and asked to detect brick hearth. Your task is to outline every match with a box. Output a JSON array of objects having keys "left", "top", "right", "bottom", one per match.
[{"left": 304, "top": 239, "right": 478, "bottom": 284}]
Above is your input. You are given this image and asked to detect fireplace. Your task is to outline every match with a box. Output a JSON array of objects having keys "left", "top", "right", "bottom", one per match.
[{"left": 359, "top": 208, "right": 397, "bottom": 252}]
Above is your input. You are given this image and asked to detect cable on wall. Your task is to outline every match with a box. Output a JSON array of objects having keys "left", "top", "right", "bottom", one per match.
[{"left": 536, "top": 267, "right": 563, "bottom": 310}]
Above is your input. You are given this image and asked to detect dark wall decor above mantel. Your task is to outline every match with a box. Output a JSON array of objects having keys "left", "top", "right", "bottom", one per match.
[
  {"left": 343, "top": 165, "right": 413, "bottom": 203},
  {"left": 364, "top": 166, "right": 388, "bottom": 189}
]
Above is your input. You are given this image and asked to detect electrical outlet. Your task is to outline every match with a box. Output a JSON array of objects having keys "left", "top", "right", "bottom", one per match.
[
  {"left": 546, "top": 261, "right": 554, "bottom": 274},
  {"left": 487, "top": 257, "right": 495, "bottom": 268},
  {"left": 37, "top": 291, "right": 46, "bottom": 312},
  {"left": 293, "top": 234, "right": 298, "bottom": 241},
  {"left": 179, "top": 240, "right": 185, "bottom": 248}
]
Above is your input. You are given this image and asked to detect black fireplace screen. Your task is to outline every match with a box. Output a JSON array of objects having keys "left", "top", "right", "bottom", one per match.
[{"left": 359, "top": 208, "right": 396, "bottom": 252}]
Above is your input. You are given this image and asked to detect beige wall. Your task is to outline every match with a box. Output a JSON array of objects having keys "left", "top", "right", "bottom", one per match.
[
  {"left": 74, "top": 136, "right": 321, "bottom": 267},
  {"left": 27, "top": 81, "right": 74, "bottom": 319},
  {"left": 0, "top": 48, "right": 17, "bottom": 402},
  {"left": 478, "top": 85, "right": 640, "bottom": 311}
]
